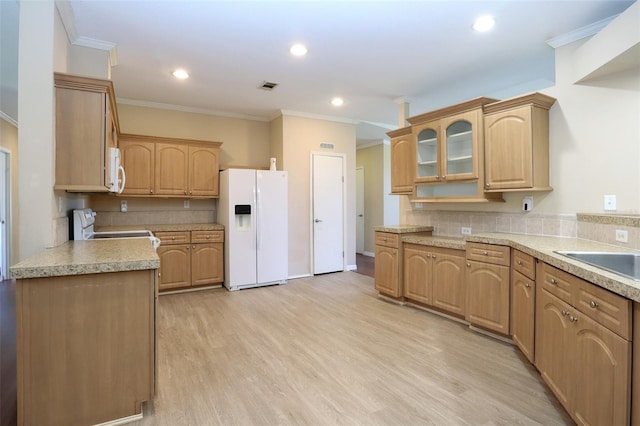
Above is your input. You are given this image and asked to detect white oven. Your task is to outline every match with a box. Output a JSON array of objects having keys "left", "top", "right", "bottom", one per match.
[{"left": 72, "top": 208, "right": 160, "bottom": 249}]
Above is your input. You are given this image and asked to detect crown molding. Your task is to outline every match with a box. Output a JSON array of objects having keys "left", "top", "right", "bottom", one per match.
[
  {"left": 117, "top": 98, "right": 271, "bottom": 122},
  {"left": 356, "top": 139, "right": 384, "bottom": 150},
  {"left": 0, "top": 111, "right": 18, "bottom": 127},
  {"left": 393, "top": 96, "right": 411, "bottom": 105},
  {"left": 278, "top": 109, "right": 358, "bottom": 125},
  {"left": 546, "top": 14, "right": 619, "bottom": 48},
  {"left": 55, "top": 1, "right": 119, "bottom": 65}
]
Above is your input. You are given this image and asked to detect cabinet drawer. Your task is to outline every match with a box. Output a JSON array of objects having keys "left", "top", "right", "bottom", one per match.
[
  {"left": 575, "top": 280, "right": 631, "bottom": 339},
  {"left": 537, "top": 262, "right": 576, "bottom": 306},
  {"left": 155, "top": 231, "right": 191, "bottom": 245},
  {"left": 466, "top": 242, "right": 510, "bottom": 266},
  {"left": 512, "top": 249, "right": 535, "bottom": 280},
  {"left": 191, "top": 230, "right": 224, "bottom": 244},
  {"left": 375, "top": 232, "right": 399, "bottom": 248}
]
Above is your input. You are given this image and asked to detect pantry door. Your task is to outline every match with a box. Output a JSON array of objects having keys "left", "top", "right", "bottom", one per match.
[{"left": 312, "top": 153, "right": 344, "bottom": 275}]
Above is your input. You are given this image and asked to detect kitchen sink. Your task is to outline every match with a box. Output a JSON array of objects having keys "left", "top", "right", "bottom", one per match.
[{"left": 554, "top": 251, "right": 640, "bottom": 281}]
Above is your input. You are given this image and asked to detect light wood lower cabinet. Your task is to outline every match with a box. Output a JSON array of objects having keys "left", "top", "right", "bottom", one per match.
[
  {"left": 535, "top": 262, "right": 631, "bottom": 426},
  {"left": 465, "top": 242, "right": 511, "bottom": 335},
  {"left": 634, "top": 302, "right": 640, "bottom": 426},
  {"left": 16, "top": 270, "right": 156, "bottom": 426},
  {"left": 403, "top": 244, "right": 466, "bottom": 317},
  {"left": 156, "top": 230, "right": 224, "bottom": 292},
  {"left": 510, "top": 249, "right": 536, "bottom": 363}
]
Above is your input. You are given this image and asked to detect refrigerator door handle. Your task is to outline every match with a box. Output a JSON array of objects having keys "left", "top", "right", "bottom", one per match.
[{"left": 256, "top": 185, "right": 261, "bottom": 251}]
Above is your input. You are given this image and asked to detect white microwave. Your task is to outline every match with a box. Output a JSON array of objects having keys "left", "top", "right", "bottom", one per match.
[{"left": 108, "top": 147, "right": 126, "bottom": 193}]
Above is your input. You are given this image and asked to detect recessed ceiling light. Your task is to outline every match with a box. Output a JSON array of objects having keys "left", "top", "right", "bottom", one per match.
[
  {"left": 473, "top": 15, "right": 495, "bottom": 32},
  {"left": 172, "top": 69, "right": 189, "bottom": 79},
  {"left": 289, "top": 43, "right": 308, "bottom": 57},
  {"left": 331, "top": 97, "right": 344, "bottom": 107}
]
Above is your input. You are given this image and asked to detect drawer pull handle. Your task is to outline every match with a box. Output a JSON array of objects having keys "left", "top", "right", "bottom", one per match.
[
  {"left": 569, "top": 316, "right": 578, "bottom": 323},
  {"left": 550, "top": 278, "right": 558, "bottom": 285},
  {"left": 562, "top": 310, "right": 569, "bottom": 316},
  {"left": 517, "top": 260, "right": 522, "bottom": 265},
  {"left": 589, "top": 300, "right": 599, "bottom": 309},
  {"left": 171, "top": 236, "right": 176, "bottom": 240}
]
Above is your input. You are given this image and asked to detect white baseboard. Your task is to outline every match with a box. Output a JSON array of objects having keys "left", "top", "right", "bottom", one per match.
[
  {"left": 362, "top": 251, "right": 375, "bottom": 257},
  {"left": 346, "top": 264, "right": 357, "bottom": 271},
  {"left": 288, "top": 273, "right": 313, "bottom": 280}
]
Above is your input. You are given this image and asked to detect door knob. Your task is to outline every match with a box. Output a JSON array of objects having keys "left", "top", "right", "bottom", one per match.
[
  {"left": 358, "top": 214, "right": 363, "bottom": 217},
  {"left": 315, "top": 219, "right": 322, "bottom": 223}
]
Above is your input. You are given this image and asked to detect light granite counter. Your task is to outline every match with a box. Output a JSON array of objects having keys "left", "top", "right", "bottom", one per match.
[
  {"left": 402, "top": 235, "right": 466, "bottom": 251},
  {"left": 96, "top": 223, "right": 224, "bottom": 232},
  {"left": 9, "top": 239, "right": 160, "bottom": 280},
  {"left": 374, "top": 225, "right": 434, "bottom": 234},
  {"left": 467, "top": 233, "right": 640, "bottom": 303}
]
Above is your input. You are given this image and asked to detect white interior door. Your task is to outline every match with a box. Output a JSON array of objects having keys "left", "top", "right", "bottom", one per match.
[
  {"left": 0, "top": 151, "right": 8, "bottom": 280},
  {"left": 356, "top": 167, "right": 364, "bottom": 254},
  {"left": 312, "top": 154, "right": 344, "bottom": 275}
]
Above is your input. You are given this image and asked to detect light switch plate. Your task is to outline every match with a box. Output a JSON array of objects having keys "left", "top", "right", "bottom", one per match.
[
  {"left": 461, "top": 227, "right": 472, "bottom": 235},
  {"left": 120, "top": 200, "right": 127, "bottom": 213},
  {"left": 184, "top": 200, "right": 190, "bottom": 209}
]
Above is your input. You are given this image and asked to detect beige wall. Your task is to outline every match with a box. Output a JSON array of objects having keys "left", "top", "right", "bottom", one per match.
[
  {"left": 280, "top": 114, "right": 357, "bottom": 276},
  {"left": 117, "top": 104, "right": 271, "bottom": 168},
  {"left": 356, "top": 144, "right": 384, "bottom": 255},
  {"left": 68, "top": 45, "right": 111, "bottom": 80},
  {"left": 0, "top": 119, "right": 19, "bottom": 264},
  {"left": 269, "top": 115, "right": 284, "bottom": 170}
]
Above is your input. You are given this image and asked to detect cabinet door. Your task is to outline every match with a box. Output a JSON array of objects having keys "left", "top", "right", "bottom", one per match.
[
  {"left": 465, "top": 260, "right": 510, "bottom": 334},
  {"left": 511, "top": 269, "right": 535, "bottom": 363},
  {"left": 390, "top": 134, "right": 414, "bottom": 194},
  {"left": 157, "top": 245, "right": 191, "bottom": 290},
  {"left": 120, "top": 140, "right": 155, "bottom": 195},
  {"left": 374, "top": 245, "right": 399, "bottom": 297},
  {"left": 484, "top": 106, "right": 533, "bottom": 190},
  {"left": 55, "top": 87, "right": 107, "bottom": 191},
  {"left": 535, "top": 289, "right": 573, "bottom": 409},
  {"left": 191, "top": 243, "right": 224, "bottom": 286},
  {"left": 155, "top": 143, "right": 189, "bottom": 196},
  {"left": 403, "top": 245, "right": 431, "bottom": 304},
  {"left": 571, "top": 311, "right": 630, "bottom": 426},
  {"left": 440, "top": 110, "right": 479, "bottom": 181},
  {"left": 188, "top": 146, "right": 219, "bottom": 197},
  {"left": 431, "top": 249, "right": 466, "bottom": 317},
  {"left": 414, "top": 122, "right": 440, "bottom": 183}
]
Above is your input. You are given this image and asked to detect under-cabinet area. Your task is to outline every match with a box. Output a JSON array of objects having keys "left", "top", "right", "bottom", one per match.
[{"left": 373, "top": 227, "right": 640, "bottom": 426}]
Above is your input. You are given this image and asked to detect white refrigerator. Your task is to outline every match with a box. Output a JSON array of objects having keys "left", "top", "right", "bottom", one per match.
[{"left": 218, "top": 169, "right": 288, "bottom": 291}]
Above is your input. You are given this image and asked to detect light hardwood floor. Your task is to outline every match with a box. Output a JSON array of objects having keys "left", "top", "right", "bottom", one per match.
[{"left": 137, "top": 272, "right": 572, "bottom": 425}]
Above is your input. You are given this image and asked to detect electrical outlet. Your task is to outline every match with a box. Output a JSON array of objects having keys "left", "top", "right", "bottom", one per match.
[
  {"left": 615, "top": 229, "right": 628, "bottom": 243},
  {"left": 120, "top": 200, "right": 127, "bottom": 213},
  {"left": 184, "top": 200, "right": 190, "bottom": 209},
  {"left": 604, "top": 195, "right": 617, "bottom": 211},
  {"left": 461, "top": 227, "right": 472, "bottom": 235}
]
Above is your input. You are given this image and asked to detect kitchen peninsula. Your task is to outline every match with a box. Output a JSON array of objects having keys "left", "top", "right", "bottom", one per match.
[{"left": 9, "top": 239, "right": 159, "bottom": 426}]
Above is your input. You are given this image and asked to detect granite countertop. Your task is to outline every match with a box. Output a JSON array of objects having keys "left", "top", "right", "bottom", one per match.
[
  {"left": 374, "top": 225, "right": 434, "bottom": 234},
  {"left": 467, "top": 233, "right": 640, "bottom": 303},
  {"left": 96, "top": 223, "right": 224, "bottom": 232},
  {"left": 402, "top": 235, "right": 467, "bottom": 250},
  {"left": 9, "top": 239, "right": 160, "bottom": 280}
]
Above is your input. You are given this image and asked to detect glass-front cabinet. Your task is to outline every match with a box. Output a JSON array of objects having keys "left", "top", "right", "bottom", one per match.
[{"left": 416, "top": 124, "right": 439, "bottom": 181}]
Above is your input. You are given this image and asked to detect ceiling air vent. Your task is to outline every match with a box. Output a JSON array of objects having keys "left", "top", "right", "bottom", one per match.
[{"left": 259, "top": 81, "right": 278, "bottom": 91}]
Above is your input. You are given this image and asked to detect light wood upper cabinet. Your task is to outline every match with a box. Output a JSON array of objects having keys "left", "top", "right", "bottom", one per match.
[
  {"left": 54, "top": 73, "right": 119, "bottom": 192},
  {"left": 387, "top": 127, "right": 414, "bottom": 194},
  {"left": 155, "top": 143, "right": 189, "bottom": 196},
  {"left": 189, "top": 145, "right": 220, "bottom": 197},
  {"left": 119, "top": 134, "right": 221, "bottom": 198},
  {"left": 120, "top": 138, "right": 155, "bottom": 195},
  {"left": 483, "top": 92, "right": 556, "bottom": 192}
]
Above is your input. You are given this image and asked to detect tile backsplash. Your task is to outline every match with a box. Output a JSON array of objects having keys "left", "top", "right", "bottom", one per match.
[{"left": 403, "top": 209, "right": 640, "bottom": 250}]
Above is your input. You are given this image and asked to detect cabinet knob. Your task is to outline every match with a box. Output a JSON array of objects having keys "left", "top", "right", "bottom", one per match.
[
  {"left": 171, "top": 236, "right": 176, "bottom": 240},
  {"left": 561, "top": 310, "right": 569, "bottom": 316},
  {"left": 485, "top": 183, "right": 490, "bottom": 188},
  {"left": 206, "top": 235, "right": 210, "bottom": 239},
  {"left": 427, "top": 254, "right": 431, "bottom": 258},
  {"left": 186, "top": 245, "right": 190, "bottom": 250},
  {"left": 192, "top": 245, "right": 196, "bottom": 249},
  {"left": 184, "top": 190, "right": 188, "bottom": 195},
  {"left": 432, "top": 255, "right": 436, "bottom": 259},
  {"left": 517, "top": 260, "right": 522, "bottom": 265},
  {"left": 482, "top": 251, "right": 488, "bottom": 256},
  {"left": 436, "top": 175, "right": 440, "bottom": 180},
  {"left": 550, "top": 278, "right": 558, "bottom": 285},
  {"left": 190, "top": 191, "right": 193, "bottom": 195},
  {"left": 525, "top": 282, "right": 531, "bottom": 288},
  {"left": 150, "top": 189, "right": 154, "bottom": 194},
  {"left": 442, "top": 175, "right": 446, "bottom": 180},
  {"left": 569, "top": 315, "right": 578, "bottom": 323},
  {"left": 466, "top": 262, "right": 471, "bottom": 267},
  {"left": 589, "top": 300, "right": 599, "bottom": 309}
]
